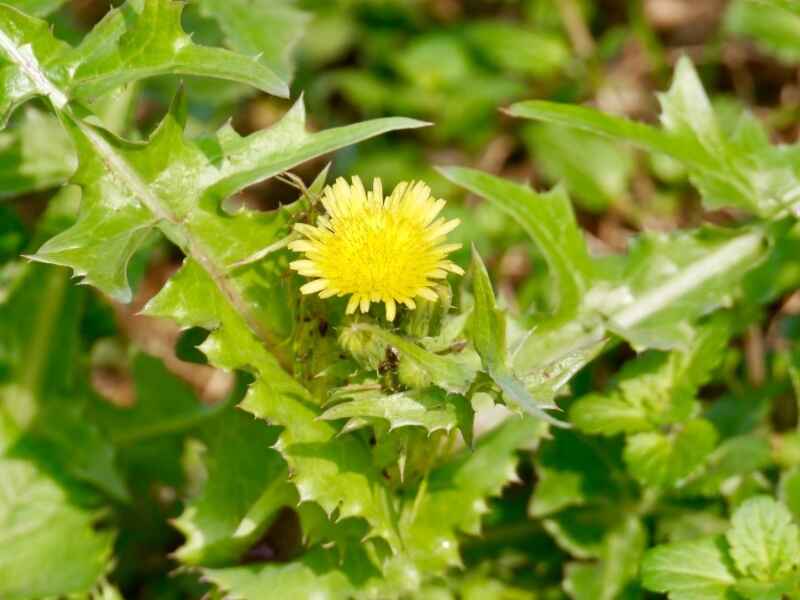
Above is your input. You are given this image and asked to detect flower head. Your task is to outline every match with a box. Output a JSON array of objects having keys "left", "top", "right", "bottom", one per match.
[{"left": 289, "top": 177, "right": 463, "bottom": 321}]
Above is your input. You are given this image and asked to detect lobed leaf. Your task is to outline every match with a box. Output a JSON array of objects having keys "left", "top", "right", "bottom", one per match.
[
  {"left": 642, "top": 537, "right": 738, "bottom": 600},
  {"left": 321, "top": 387, "right": 461, "bottom": 434},
  {"left": 623, "top": 419, "right": 718, "bottom": 488},
  {"left": 726, "top": 496, "right": 800, "bottom": 582},
  {"left": 0, "top": 0, "right": 292, "bottom": 125},
  {"left": 507, "top": 57, "right": 800, "bottom": 217}
]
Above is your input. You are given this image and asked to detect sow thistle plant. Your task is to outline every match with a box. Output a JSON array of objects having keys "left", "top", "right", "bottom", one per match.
[{"left": 1, "top": 1, "right": 800, "bottom": 599}]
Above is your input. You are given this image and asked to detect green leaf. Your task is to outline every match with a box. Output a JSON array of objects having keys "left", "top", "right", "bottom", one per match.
[
  {"left": 683, "top": 434, "right": 773, "bottom": 498},
  {"left": 507, "top": 58, "right": 800, "bottom": 216},
  {"left": 642, "top": 537, "right": 738, "bottom": 600},
  {"left": 469, "top": 247, "right": 566, "bottom": 425},
  {"left": 11, "top": 0, "right": 68, "bottom": 17},
  {"left": 144, "top": 257, "right": 402, "bottom": 551},
  {"left": 0, "top": 0, "right": 291, "bottom": 124},
  {"left": 0, "top": 458, "right": 114, "bottom": 600},
  {"left": 726, "top": 0, "right": 800, "bottom": 63},
  {"left": 563, "top": 517, "right": 646, "bottom": 600},
  {"left": 173, "top": 408, "right": 296, "bottom": 567},
  {"left": 658, "top": 56, "right": 723, "bottom": 152},
  {"left": 358, "top": 324, "right": 477, "bottom": 395},
  {"left": 197, "top": 0, "right": 308, "bottom": 87},
  {"left": 241, "top": 376, "right": 401, "bottom": 550},
  {"left": 321, "top": 387, "right": 461, "bottom": 434},
  {"left": 464, "top": 21, "right": 569, "bottom": 79},
  {"left": 398, "top": 416, "right": 543, "bottom": 572},
  {"left": 530, "top": 429, "right": 628, "bottom": 518},
  {"left": 203, "top": 546, "right": 359, "bottom": 600},
  {"left": 0, "top": 107, "right": 76, "bottom": 198},
  {"left": 522, "top": 123, "right": 634, "bottom": 212},
  {"left": 570, "top": 317, "right": 730, "bottom": 435},
  {"left": 32, "top": 94, "right": 424, "bottom": 303},
  {"left": 440, "top": 167, "right": 590, "bottom": 320},
  {"left": 605, "top": 227, "right": 766, "bottom": 349},
  {"left": 624, "top": 419, "right": 718, "bottom": 488},
  {"left": 726, "top": 496, "right": 800, "bottom": 583},
  {"left": 0, "top": 252, "right": 126, "bottom": 500}
]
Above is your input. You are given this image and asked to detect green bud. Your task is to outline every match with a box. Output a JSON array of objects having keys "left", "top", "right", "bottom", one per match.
[{"left": 338, "top": 322, "right": 385, "bottom": 370}]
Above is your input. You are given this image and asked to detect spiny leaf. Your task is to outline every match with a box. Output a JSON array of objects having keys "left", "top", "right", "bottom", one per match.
[
  {"left": 0, "top": 0, "right": 290, "bottom": 124},
  {"left": 398, "top": 416, "right": 543, "bottom": 572},
  {"left": 358, "top": 324, "right": 477, "bottom": 395},
  {"left": 470, "top": 247, "right": 567, "bottom": 426},
  {"left": 507, "top": 57, "right": 799, "bottom": 216},
  {"left": 145, "top": 260, "right": 402, "bottom": 551},
  {"left": 321, "top": 387, "right": 461, "bottom": 434},
  {"left": 31, "top": 94, "right": 424, "bottom": 303},
  {"left": 241, "top": 377, "right": 401, "bottom": 550},
  {"left": 173, "top": 408, "right": 296, "bottom": 567}
]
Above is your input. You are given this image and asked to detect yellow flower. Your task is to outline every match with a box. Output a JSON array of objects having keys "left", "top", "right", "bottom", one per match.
[{"left": 289, "top": 177, "right": 464, "bottom": 321}]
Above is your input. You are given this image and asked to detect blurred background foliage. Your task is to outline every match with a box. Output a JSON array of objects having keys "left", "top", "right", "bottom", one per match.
[{"left": 3, "top": 0, "right": 800, "bottom": 598}]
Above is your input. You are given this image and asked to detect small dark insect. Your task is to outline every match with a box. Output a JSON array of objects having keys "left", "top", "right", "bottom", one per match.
[{"left": 378, "top": 346, "right": 399, "bottom": 375}]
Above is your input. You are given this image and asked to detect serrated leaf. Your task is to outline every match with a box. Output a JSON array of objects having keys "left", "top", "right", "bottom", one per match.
[
  {"left": 440, "top": 167, "right": 590, "bottom": 320},
  {"left": 726, "top": 496, "right": 800, "bottom": 583},
  {"left": 605, "top": 227, "right": 766, "bottom": 350},
  {"left": 0, "top": 458, "right": 114, "bottom": 600},
  {"left": 31, "top": 93, "right": 423, "bottom": 303},
  {"left": 0, "top": 0, "right": 291, "bottom": 124},
  {"left": 241, "top": 377, "right": 401, "bottom": 550},
  {"left": 398, "top": 416, "right": 543, "bottom": 572},
  {"left": 143, "top": 257, "right": 403, "bottom": 551},
  {"left": 197, "top": 0, "right": 308, "bottom": 88},
  {"left": 570, "top": 317, "right": 730, "bottom": 435},
  {"left": 321, "top": 387, "right": 460, "bottom": 434},
  {"left": 624, "top": 419, "right": 718, "bottom": 488},
  {"left": 357, "top": 324, "right": 477, "bottom": 395},
  {"left": 173, "top": 408, "right": 296, "bottom": 567},
  {"left": 642, "top": 536, "right": 738, "bottom": 600},
  {"left": 470, "top": 248, "right": 565, "bottom": 425},
  {"left": 507, "top": 58, "right": 800, "bottom": 216},
  {"left": 510, "top": 224, "right": 766, "bottom": 388}
]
